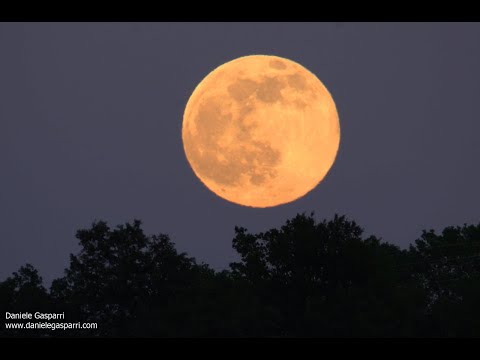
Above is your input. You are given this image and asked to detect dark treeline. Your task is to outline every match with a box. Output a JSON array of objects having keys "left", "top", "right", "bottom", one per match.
[{"left": 1, "top": 213, "right": 480, "bottom": 337}]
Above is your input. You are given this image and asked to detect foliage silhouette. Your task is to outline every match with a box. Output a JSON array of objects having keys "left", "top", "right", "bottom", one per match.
[
  {"left": 0, "top": 264, "right": 50, "bottom": 337},
  {"left": 1, "top": 214, "right": 479, "bottom": 337},
  {"left": 230, "top": 213, "right": 425, "bottom": 336}
]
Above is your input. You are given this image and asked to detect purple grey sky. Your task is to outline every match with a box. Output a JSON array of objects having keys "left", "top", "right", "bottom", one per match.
[{"left": 1, "top": 22, "right": 479, "bottom": 284}]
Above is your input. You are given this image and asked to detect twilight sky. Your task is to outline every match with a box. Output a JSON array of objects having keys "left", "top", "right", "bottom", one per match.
[{"left": 1, "top": 22, "right": 479, "bottom": 284}]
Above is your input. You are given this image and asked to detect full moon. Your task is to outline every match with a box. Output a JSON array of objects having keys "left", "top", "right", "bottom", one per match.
[{"left": 182, "top": 55, "right": 340, "bottom": 208}]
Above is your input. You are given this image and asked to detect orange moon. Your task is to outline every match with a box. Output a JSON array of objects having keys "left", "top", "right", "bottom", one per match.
[{"left": 182, "top": 55, "right": 340, "bottom": 208}]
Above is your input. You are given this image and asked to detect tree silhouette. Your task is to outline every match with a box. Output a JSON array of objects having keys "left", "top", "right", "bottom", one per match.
[
  {"left": 406, "top": 223, "right": 480, "bottom": 336},
  {"left": 230, "top": 213, "right": 426, "bottom": 336},
  {"left": 1, "top": 214, "right": 479, "bottom": 337},
  {"left": 0, "top": 264, "right": 50, "bottom": 337},
  {"left": 50, "top": 219, "right": 221, "bottom": 337}
]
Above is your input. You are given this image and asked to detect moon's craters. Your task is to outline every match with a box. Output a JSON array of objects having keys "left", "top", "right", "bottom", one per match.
[
  {"left": 185, "top": 95, "right": 281, "bottom": 188},
  {"left": 256, "top": 77, "right": 285, "bottom": 103},
  {"left": 187, "top": 67, "right": 314, "bottom": 188},
  {"left": 195, "top": 97, "right": 231, "bottom": 140},
  {"left": 269, "top": 59, "right": 286, "bottom": 69},
  {"left": 182, "top": 55, "right": 340, "bottom": 208},
  {"left": 227, "top": 71, "right": 310, "bottom": 113},
  {"left": 228, "top": 79, "right": 257, "bottom": 102},
  {"left": 287, "top": 73, "right": 307, "bottom": 91},
  {"left": 228, "top": 76, "right": 286, "bottom": 104}
]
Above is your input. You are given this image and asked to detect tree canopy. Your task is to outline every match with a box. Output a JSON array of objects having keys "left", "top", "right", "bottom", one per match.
[{"left": 1, "top": 213, "right": 479, "bottom": 337}]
